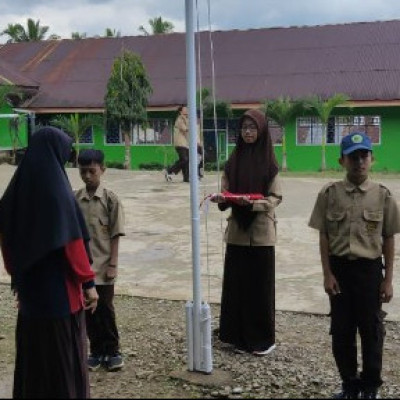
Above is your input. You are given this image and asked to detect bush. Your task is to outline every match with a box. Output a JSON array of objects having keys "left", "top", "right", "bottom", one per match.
[
  {"left": 139, "top": 162, "right": 164, "bottom": 171},
  {"left": 204, "top": 161, "right": 226, "bottom": 171},
  {"left": 106, "top": 161, "right": 125, "bottom": 169}
]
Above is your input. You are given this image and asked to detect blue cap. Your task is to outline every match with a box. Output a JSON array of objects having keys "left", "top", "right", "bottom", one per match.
[{"left": 341, "top": 132, "right": 372, "bottom": 155}]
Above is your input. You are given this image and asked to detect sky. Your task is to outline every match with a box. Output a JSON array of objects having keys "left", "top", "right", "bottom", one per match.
[{"left": 1, "top": 0, "right": 400, "bottom": 43}]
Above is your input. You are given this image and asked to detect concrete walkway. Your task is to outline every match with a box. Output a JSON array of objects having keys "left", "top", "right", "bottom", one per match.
[{"left": 0, "top": 165, "right": 400, "bottom": 321}]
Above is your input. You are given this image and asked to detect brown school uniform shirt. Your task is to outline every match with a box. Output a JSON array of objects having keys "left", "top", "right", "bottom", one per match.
[
  {"left": 222, "top": 174, "right": 282, "bottom": 246},
  {"left": 308, "top": 177, "right": 400, "bottom": 259},
  {"left": 75, "top": 185, "right": 125, "bottom": 284},
  {"left": 173, "top": 114, "right": 189, "bottom": 148}
]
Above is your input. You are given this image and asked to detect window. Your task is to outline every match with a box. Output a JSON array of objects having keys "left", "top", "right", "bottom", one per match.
[
  {"left": 296, "top": 115, "right": 381, "bottom": 145},
  {"left": 80, "top": 126, "right": 93, "bottom": 144},
  {"left": 268, "top": 119, "right": 283, "bottom": 145},
  {"left": 226, "top": 118, "right": 282, "bottom": 145},
  {"left": 105, "top": 120, "right": 122, "bottom": 144},
  {"left": 132, "top": 119, "right": 173, "bottom": 145}
]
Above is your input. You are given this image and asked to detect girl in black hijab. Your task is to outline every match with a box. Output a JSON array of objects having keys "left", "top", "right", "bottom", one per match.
[
  {"left": 212, "top": 109, "right": 282, "bottom": 356},
  {"left": 0, "top": 126, "right": 98, "bottom": 398}
]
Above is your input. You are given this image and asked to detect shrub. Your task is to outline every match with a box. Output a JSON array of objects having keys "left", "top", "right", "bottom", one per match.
[
  {"left": 106, "top": 161, "right": 125, "bottom": 169},
  {"left": 139, "top": 162, "right": 164, "bottom": 171}
]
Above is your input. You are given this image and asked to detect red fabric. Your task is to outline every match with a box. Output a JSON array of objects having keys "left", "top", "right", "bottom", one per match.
[
  {"left": 221, "top": 191, "right": 264, "bottom": 205},
  {"left": 64, "top": 239, "right": 94, "bottom": 313}
]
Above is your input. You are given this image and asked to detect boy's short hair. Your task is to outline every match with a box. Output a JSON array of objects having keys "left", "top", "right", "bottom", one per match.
[
  {"left": 341, "top": 132, "right": 372, "bottom": 156},
  {"left": 77, "top": 149, "right": 105, "bottom": 166}
]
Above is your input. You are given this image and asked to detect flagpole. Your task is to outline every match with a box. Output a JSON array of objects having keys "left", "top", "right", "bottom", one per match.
[{"left": 185, "top": 0, "right": 212, "bottom": 373}]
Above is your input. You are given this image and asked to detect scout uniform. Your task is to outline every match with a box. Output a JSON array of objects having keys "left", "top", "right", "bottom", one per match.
[
  {"left": 173, "top": 114, "right": 189, "bottom": 148},
  {"left": 75, "top": 184, "right": 125, "bottom": 284},
  {"left": 75, "top": 183, "right": 125, "bottom": 368},
  {"left": 309, "top": 132, "right": 400, "bottom": 397},
  {"left": 166, "top": 112, "right": 190, "bottom": 182},
  {"left": 222, "top": 174, "right": 282, "bottom": 246}
]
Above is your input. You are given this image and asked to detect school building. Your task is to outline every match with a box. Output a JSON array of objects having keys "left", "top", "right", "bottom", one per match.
[{"left": 1, "top": 19, "right": 400, "bottom": 171}]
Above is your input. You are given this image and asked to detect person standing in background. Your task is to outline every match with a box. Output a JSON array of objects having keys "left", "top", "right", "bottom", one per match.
[{"left": 165, "top": 105, "right": 190, "bottom": 182}]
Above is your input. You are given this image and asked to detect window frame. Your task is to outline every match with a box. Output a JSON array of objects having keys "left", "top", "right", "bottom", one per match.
[{"left": 296, "top": 115, "right": 381, "bottom": 146}]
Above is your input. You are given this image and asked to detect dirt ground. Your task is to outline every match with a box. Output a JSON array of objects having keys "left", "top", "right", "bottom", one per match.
[
  {"left": 1, "top": 166, "right": 400, "bottom": 398},
  {"left": 1, "top": 284, "right": 400, "bottom": 399}
]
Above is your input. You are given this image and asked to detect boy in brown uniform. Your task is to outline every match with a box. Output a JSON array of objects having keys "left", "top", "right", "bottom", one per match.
[
  {"left": 75, "top": 149, "right": 125, "bottom": 371},
  {"left": 309, "top": 132, "right": 400, "bottom": 399}
]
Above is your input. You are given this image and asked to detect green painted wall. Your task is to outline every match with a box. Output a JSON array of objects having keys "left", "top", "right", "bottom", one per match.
[
  {"left": 3, "top": 106, "right": 400, "bottom": 171},
  {"left": 76, "top": 112, "right": 177, "bottom": 169},
  {"left": 273, "top": 106, "right": 400, "bottom": 172},
  {"left": 0, "top": 105, "right": 28, "bottom": 149}
]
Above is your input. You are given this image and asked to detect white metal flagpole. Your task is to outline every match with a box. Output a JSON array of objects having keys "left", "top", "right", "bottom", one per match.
[{"left": 185, "top": 0, "right": 213, "bottom": 374}]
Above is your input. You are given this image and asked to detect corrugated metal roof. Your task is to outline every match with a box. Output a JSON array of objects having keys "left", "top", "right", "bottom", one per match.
[
  {"left": 1, "top": 19, "right": 400, "bottom": 111},
  {"left": 0, "top": 60, "right": 39, "bottom": 87}
]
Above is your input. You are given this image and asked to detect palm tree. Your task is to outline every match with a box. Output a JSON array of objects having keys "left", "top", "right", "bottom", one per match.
[
  {"left": 104, "top": 28, "right": 121, "bottom": 38},
  {"left": 0, "top": 18, "right": 53, "bottom": 42},
  {"left": 264, "top": 97, "right": 305, "bottom": 172},
  {"left": 138, "top": 17, "right": 174, "bottom": 36},
  {"left": 51, "top": 113, "right": 103, "bottom": 162},
  {"left": 306, "top": 93, "right": 350, "bottom": 171},
  {"left": 104, "top": 50, "right": 152, "bottom": 169},
  {"left": 71, "top": 32, "right": 87, "bottom": 40}
]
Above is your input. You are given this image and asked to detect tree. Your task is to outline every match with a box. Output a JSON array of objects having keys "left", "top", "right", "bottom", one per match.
[
  {"left": 0, "top": 19, "right": 53, "bottom": 42},
  {"left": 0, "top": 85, "right": 17, "bottom": 108},
  {"left": 264, "top": 96, "right": 305, "bottom": 172},
  {"left": 104, "top": 50, "right": 152, "bottom": 169},
  {"left": 104, "top": 28, "right": 121, "bottom": 38},
  {"left": 197, "top": 87, "right": 232, "bottom": 118},
  {"left": 138, "top": 17, "right": 174, "bottom": 36},
  {"left": 0, "top": 85, "right": 24, "bottom": 164},
  {"left": 51, "top": 113, "right": 103, "bottom": 162},
  {"left": 71, "top": 32, "right": 87, "bottom": 40},
  {"left": 305, "top": 93, "right": 350, "bottom": 171}
]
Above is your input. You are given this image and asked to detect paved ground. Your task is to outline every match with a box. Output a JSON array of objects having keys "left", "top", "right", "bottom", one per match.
[{"left": 0, "top": 165, "right": 400, "bottom": 321}]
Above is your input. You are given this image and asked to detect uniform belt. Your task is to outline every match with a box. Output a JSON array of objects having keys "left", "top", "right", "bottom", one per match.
[{"left": 347, "top": 255, "right": 359, "bottom": 261}]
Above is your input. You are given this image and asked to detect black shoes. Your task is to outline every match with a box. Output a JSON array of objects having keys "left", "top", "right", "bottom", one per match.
[
  {"left": 87, "top": 354, "right": 102, "bottom": 371},
  {"left": 360, "top": 391, "right": 379, "bottom": 399},
  {"left": 88, "top": 353, "right": 124, "bottom": 372},
  {"left": 333, "top": 388, "right": 379, "bottom": 399},
  {"left": 103, "top": 353, "right": 124, "bottom": 371},
  {"left": 333, "top": 390, "right": 360, "bottom": 399}
]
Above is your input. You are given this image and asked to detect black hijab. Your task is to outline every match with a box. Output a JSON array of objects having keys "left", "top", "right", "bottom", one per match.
[
  {"left": 0, "top": 126, "right": 90, "bottom": 282},
  {"left": 225, "top": 109, "right": 279, "bottom": 230}
]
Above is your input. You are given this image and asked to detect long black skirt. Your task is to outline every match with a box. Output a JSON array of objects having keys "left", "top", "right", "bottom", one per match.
[
  {"left": 13, "top": 309, "right": 89, "bottom": 399},
  {"left": 219, "top": 244, "right": 275, "bottom": 352}
]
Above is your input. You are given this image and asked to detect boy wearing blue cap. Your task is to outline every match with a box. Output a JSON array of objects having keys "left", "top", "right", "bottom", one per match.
[{"left": 309, "top": 132, "right": 400, "bottom": 399}]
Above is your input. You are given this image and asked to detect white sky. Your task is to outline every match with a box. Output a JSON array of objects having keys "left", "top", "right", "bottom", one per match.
[{"left": 1, "top": 0, "right": 400, "bottom": 43}]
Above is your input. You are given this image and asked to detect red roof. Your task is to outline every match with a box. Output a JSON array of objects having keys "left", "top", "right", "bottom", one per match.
[
  {"left": 0, "top": 59, "right": 39, "bottom": 88},
  {"left": 1, "top": 20, "right": 400, "bottom": 111}
]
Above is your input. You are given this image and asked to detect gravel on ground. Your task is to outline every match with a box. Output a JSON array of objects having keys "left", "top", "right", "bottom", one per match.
[{"left": 1, "top": 283, "right": 400, "bottom": 398}]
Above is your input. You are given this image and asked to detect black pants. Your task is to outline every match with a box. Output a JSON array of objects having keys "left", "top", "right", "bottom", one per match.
[
  {"left": 85, "top": 285, "right": 120, "bottom": 356},
  {"left": 167, "top": 147, "right": 189, "bottom": 181},
  {"left": 329, "top": 256, "right": 385, "bottom": 392},
  {"left": 197, "top": 145, "right": 204, "bottom": 178}
]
